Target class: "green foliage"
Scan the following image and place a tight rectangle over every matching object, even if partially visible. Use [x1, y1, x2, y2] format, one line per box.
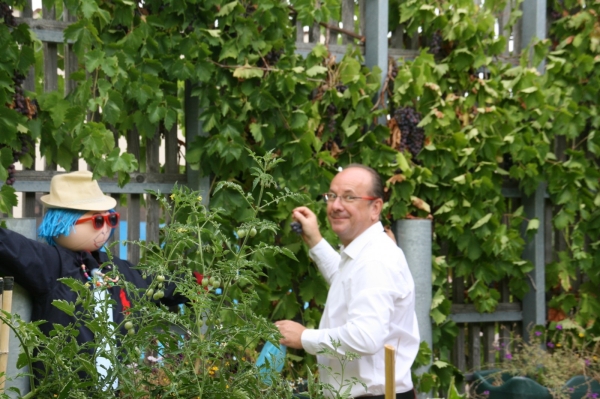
[3, 0, 600, 395]
[0, 154, 363, 398]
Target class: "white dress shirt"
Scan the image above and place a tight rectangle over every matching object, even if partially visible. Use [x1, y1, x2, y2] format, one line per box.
[301, 222, 420, 398]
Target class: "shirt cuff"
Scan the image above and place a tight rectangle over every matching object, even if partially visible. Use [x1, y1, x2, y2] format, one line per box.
[300, 328, 322, 355]
[308, 238, 335, 260]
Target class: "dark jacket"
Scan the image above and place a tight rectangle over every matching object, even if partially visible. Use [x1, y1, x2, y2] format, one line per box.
[0, 227, 184, 345]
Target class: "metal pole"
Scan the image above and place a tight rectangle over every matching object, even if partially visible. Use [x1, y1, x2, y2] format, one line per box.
[394, 219, 432, 379]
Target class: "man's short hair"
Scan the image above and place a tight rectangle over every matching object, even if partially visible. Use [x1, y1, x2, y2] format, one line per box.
[344, 164, 383, 199]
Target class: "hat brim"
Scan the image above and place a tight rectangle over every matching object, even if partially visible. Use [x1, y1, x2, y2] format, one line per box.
[40, 194, 117, 211]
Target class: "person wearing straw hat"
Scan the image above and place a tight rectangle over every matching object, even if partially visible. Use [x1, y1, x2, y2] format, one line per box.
[275, 164, 419, 399]
[0, 170, 189, 390]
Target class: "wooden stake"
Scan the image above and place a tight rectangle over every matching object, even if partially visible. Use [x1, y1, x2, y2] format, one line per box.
[385, 344, 396, 399]
[0, 277, 13, 394]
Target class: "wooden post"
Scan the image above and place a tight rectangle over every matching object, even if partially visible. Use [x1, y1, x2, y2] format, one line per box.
[384, 344, 395, 399]
[0, 277, 8, 392]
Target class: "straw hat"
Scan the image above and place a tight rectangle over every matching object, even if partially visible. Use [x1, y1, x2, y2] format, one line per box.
[40, 171, 117, 211]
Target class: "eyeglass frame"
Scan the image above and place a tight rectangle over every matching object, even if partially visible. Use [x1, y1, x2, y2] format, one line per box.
[322, 192, 379, 204]
[75, 212, 120, 230]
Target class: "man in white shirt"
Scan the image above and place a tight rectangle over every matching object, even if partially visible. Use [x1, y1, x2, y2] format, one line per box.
[275, 164, 420, 399]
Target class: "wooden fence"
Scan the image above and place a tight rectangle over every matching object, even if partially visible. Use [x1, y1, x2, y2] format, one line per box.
[3, 0, 549, 381]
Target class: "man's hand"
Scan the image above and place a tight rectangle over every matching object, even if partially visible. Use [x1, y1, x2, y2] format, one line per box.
[275, 320, 306, 350]
[292, 206, 322, 248]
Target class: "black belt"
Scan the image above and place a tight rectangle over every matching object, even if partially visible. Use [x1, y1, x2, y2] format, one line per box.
[356, 389, 416, 399]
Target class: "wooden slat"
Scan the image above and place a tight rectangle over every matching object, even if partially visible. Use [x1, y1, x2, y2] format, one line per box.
[145, 129, 160, 245]
[63, 9, 78, 96]
[468, 324, 481, 371]
[107, 193, 121, 258]
[22, 7, 36, 219]
[452, 276, 466, 373]
[482, 323, 496, 366]
[127, 129, 141, 265]
[341, 0, 354, 45]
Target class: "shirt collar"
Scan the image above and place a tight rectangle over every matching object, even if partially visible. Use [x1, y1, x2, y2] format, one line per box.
[340, 221, 384, 259]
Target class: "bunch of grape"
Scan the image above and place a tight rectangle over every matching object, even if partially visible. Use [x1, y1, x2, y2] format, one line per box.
[2, 134, 32, 186]
[3, 68, 38, 185]
[258, 49, 284, 67]
[428, 30, 444, 57]
[393, 106, 425, 159]
[0, 1, 15, 27]
[290, 221, 303, 235]
[326, 103, 337, 132]
[4, 164, 15, 186]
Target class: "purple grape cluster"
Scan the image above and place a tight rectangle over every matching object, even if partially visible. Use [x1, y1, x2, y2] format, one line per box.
[393, 106, 425, 159]
[428, 30, 444, 58]
[3, 69, 38, 186]
[258, 49, 284, 68]
[11, 73, 39, 118]
[290, 221, 303, 235]
[4, 164, 15, 186]
[0, 1, 15, 27]
[326, 103, 337, 133]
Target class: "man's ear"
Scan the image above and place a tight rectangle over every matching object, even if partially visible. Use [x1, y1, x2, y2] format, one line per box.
[371, 198, 383, 221]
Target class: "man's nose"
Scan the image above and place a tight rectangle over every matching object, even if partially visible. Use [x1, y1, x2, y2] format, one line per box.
[329, 196, 344, 210]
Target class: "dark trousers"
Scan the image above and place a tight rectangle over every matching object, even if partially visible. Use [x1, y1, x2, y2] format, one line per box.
[356, 389, 417, 399]
[294, 388, 416, 399]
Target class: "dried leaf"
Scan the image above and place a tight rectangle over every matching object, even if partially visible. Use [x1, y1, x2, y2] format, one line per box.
[548, 307, 566, 322]
[387, 174, 406, 184]
[411, 196, 431, 213]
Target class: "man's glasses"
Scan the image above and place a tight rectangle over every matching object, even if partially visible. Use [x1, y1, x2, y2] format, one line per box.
[322, 193, 379, 204]
[75, 212, 120, 230]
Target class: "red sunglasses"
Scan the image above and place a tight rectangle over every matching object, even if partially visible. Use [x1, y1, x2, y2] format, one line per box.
[75, 212, 120, 230]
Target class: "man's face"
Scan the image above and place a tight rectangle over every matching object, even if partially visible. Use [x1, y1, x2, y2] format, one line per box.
[54, 210, 114, 252]
[327, 168, 382, 246]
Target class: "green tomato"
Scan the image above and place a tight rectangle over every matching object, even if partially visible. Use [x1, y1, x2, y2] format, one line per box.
[209, 277, 216, 286]
[127, 328, 135, 336]
[249, 227, 257, 237]
[146, 288, 154, 298]
[237, 229, 247, 239]
[157, 275, 165, 283]
[212, 280, 221, 288]
[153, 290, 164, 300]
[202, 278, 209, 287]
[124, 321, 133, 330]
[197, 319, 204, 328]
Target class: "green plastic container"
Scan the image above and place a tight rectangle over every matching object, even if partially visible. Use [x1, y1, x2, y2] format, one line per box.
[564, 375, 600, 399]
[473, 370, 600, 399]
[473, 370, 552, 399]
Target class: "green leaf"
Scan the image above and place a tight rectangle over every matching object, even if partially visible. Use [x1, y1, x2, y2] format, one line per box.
[526, 218, 539, 232]
[0, 185, 17, 215]
[84, 49, 104, 73]
[339, 57, 361, 84]
[233, 65, 264, 79]
[81, 0, 99, 19]
[216, 1, 238, 17]
[306, 66, 327, 77]
[471, 213, 492, 230]
[204, 29, 221, 37]
[52, 300, 75, 316]
[249, 123, 264, 143]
